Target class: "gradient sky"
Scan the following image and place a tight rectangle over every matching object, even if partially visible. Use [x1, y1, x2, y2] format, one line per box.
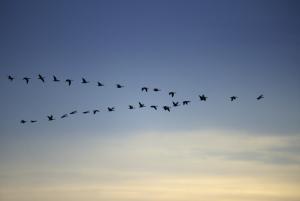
[1, 1, 300, 201]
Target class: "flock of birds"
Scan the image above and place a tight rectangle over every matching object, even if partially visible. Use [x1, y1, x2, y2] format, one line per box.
[5, 74, 264, 124]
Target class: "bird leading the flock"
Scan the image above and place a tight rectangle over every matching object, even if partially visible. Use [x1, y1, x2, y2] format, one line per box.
[81, 78, 89, 84]
[23, 77, 31, 84]
[163, 106, 171, 112]
[139, 102, 146, 108]
[183, 100, 191, 105]
[141, 87, 148, 92]
[65, 79, 73, 86]
[53, 75, 60, 82]
[150, 105, 158, 110]
[199, 94, 207, 101]
[108, 107, 115, 112]
[8, 75, 15, 81]
[169, 91, 176, 97]
[47, 115, 54, 121]
[116, 84, 124, 88]
[38, 74, 45, 83]
[257, 94, 264, 100]
[230, 96, 238, 101]
[97, 82, 104, 87]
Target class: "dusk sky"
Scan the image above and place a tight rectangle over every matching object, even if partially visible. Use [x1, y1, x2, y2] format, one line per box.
[1, 1, 300, 200]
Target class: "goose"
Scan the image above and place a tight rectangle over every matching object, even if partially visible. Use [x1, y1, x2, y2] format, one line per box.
[38, 74, 45, 83]
[169, 91, 175, 97]
[199, 94, 207, 101]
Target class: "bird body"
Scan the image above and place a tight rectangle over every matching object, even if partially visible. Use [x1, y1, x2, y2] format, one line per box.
[141, 87, 148, 92]
[172, 101, 180, 107]
[139, 102, 145, 108]
[108, 107, 115, 112]
[93, 109, 100, 114]
[183, 100, 191, 105]
[47, 115, 54, 121]
[150, 105, 158, 110]
[30, 120, 37, 123]
[65, 79, 73, 86]
[81, 78, 89, 84]
[153, 88, 161, 92]
[23, 77, 31, 84]
[169, 91, 176, 97]
[230, 96, 238, 101]
[8, 75, 15, 81]
[116, 84, 124, 88]
[129, 105, 135, 109]
[257, 94, 264, 100]
[97, 82, 104, 86]
[20, 120, 26, 124]
[83, 111, 90, 114]
[38, 74, 45, 82]
[61, 114, 68, 118]
[53, 75, 60, 82]
[163, 106, 171, 112]
[199, 94, 207, 101]
[70, 110, 77, 115]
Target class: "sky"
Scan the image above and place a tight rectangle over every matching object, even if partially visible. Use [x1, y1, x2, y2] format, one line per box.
[0, 0, 300, 200]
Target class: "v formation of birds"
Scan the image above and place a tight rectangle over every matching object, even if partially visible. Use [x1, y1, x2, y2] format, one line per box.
[5, 74, 264, 124]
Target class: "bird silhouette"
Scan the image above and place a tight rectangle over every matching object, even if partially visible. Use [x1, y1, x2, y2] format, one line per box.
[83, 110, 90, 114]
[108, 107, 115, 112]
[230, 96, 238, 101]
[20, 120, 26, 124]
[97, 82, 104, 86]
[30, 120, 37, 123]
[150, 105, 158, 110]
[8, 75, 15, 81]
[70, 110, 77, 115]
[47, 115, 54, 121]
[139, 102, 146, 108]
[169, 91, 176, 97]
[23, 77, 31, 84]
[128, 105, 135, 109]
[65, 79, 73, 86]
[38, 74, 45, 83]
[257, 94, 264, 100]
[172, 101, 180, 107]
[199, 94, 207, 101]
[183, 100, 191, 105]
[153, 88, 161, 92]
[61, 114, 68, 118]
[141, 87, 148, 92]
[163, 106, 171, 112]
[116, 84, 124, 88]
[93, 109, 100, 114]
[81, 78, 89, 84]
[53, 75, 60, 82]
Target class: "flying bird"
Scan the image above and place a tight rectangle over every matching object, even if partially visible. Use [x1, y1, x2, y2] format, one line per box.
[150, 105, 158, 110]
[65, 79, 73, 86]
[116, 84, 124, 88]
[153, 88, 161, 92]
[108, 107, 115, 112]
[139, 102, 145, 108]
[141, 87, 148, 92]
[8, 75, 15, 81]
[23, 77, 31, 84]
[47, 115, 55, 121]
[163, 106, 171, 112]
[81, 78, 89, 84]
[257, 94, 264, 100]
[172, 101, 180, 107]
[230, 96, 238, 101]
[70, 110, 77, 115]
[97, 82, 104, 87]
[38, 74, 45, 83]
[53, 75, 60, 82]
[20, 120, 26, 124]
[183, 100, 191, 105]
[169, 91, 176, 97]
[128, 105, 135, 109]
[93, 109, 100, 114]
[83, 110, 90, 114]
[199, 94, 207, 101]
[30, 120, 37, 123]
[61, 114, 68, 118]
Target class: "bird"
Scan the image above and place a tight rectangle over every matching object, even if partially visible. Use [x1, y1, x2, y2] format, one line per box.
[139, 102, 145, 108]
[128, 105, 135, 109]
[153, 88, 161, 92]
[83, 110, 90, 114]
[150, 105, 158, 110]
[163, 106, 171, 112]
[141, 87, 148, 92]
[257, 94, 264, 100]
[23, 77, 31, 84]
[30, 120, 37, 123]
[116, 84, 124, 88]
[97, 82, 104, 87]
[172, 101, 180, 107]
[61, 114, 68, 118]
[69, 110, 77, 115]
[8, 75, 15, 81]
[230, 96, 238, 101]
[108, 107, 115, 112]
[53, 75, 60, 82]
[20, 120, 26, 124]
[169, 91, 176, 97]
[81, 77, 89, 84]
[38, 74, 45, 83]
[183, 100, 191, 105]
[65, 79, 73, 86]
[199, 94, 207, 101]
[47, 115, 54, 121]
[93, 109, 100, 114]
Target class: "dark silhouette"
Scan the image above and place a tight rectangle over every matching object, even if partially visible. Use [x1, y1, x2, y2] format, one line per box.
[23, 77, 31, 84]
[8, 75, 15, 81]
[30, 120, 37, 123]
[257, 94, 264, 100]
[20, 120, 26, 124]
[129, 105, 135, 109]
[61, 114, 68, 118]
[53, 75, 60, 82]
[70, 110, 77, 115]
[141, 87, 148, 92]
[153, 88, 161, 92]
[81, 78, 89, 84]
[169, 91, 175, 97]
[199, 94, 207, 101]
[139, 102, 146, 108]
[183, 100, 191, 105]
[116, 84, 124, 88]
[108, 107, 115, 112]
[97, 82, 104, 87]
[163, 106, 171, 112]
[230, 96, 238, 101]
[172, 101, 180, 107]
[47, 115, 55, 121]
[83, 110, 90, 114]
[93, 109, 100, 114]
[150, 105, 158, 110]
[65, 79, 73, 86]
[38, 74, 45, 83]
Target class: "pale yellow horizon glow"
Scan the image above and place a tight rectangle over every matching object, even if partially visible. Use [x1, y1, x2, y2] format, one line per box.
[1, 130, 300, 201]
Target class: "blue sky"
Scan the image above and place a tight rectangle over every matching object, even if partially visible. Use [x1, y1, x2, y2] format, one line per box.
[0, 1, 300, 200]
